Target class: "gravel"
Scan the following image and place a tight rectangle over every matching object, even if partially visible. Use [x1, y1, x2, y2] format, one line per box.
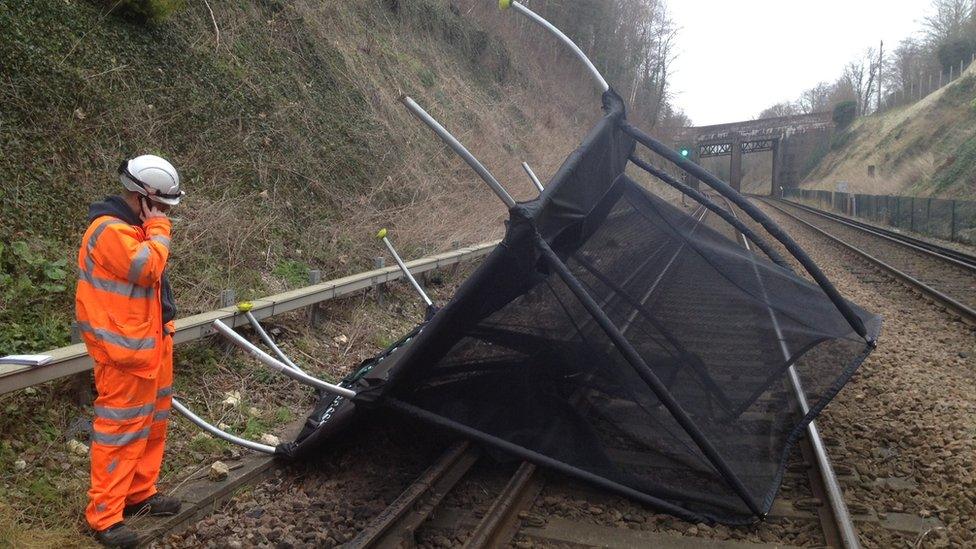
[155, 417, 449, 549]
[159, 201, 975, 548]
[751, 200, 976, 547]
[768, 199, 976, 314]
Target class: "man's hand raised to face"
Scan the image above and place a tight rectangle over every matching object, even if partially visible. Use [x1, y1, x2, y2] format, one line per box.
[140, 198, 169, 223]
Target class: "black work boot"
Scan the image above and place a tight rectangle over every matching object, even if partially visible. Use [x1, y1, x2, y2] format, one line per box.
[94, 522, 139, 548]
[123, 493, 182, 517]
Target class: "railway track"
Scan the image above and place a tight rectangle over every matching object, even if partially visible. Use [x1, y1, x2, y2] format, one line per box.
[714, 194, 858, 549]
[157, 193, 957, 548]
[758, 197, 976, 322]
[343, 199, 881, 548]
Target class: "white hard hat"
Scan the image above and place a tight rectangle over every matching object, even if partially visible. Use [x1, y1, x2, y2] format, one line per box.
[118, 154, 184, 206]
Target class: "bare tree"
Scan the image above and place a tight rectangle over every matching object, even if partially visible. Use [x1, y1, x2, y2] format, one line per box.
[461, 0, 682, 130]
[843, 48, 881, 114]
[882, 37, 936, 104]
[758, 102, 801, 119]
[922, 0, 974, 44]
[798, 82, 832, 113]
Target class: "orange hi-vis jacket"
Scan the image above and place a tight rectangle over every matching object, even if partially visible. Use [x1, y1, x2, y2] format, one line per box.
[76, 212, 173, 379]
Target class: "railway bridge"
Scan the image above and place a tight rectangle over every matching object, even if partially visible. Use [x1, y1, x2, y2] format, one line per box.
[678, 112, 834, 194]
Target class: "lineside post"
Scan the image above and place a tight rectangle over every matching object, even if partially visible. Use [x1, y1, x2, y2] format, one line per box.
[308, 269, 322, 327]
[373, 257, 386, 307]
[68, 322, 93, 407]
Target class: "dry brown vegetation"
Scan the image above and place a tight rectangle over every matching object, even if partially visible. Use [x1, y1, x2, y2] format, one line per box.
[0, 0, 616, 542]
[802, 65, 976, 198]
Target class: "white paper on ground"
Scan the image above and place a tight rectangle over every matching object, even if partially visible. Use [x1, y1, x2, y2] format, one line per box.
[0, 355, 54, 367]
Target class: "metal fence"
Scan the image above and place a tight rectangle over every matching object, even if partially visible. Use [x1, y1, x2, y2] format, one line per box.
[877, 56, 974, 115]
[782, 188, 976, 245]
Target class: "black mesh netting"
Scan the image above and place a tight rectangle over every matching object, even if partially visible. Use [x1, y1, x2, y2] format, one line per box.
[288, 92, 881, 524]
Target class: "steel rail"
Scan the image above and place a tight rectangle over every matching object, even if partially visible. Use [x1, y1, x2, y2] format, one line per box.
[0, 241, 497, 396]
[771, 196, 976, 267]
[619, 205, 709, 332]
[465, 461, 539, 548]
[345, 441, 480, 548]
[724, 196, 860, 549]
[761, 198, 976, 322]
[775, 198, 976, 272]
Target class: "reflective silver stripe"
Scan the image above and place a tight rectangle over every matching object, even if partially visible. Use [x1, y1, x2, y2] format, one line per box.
[106, 458, 119, 474]
[128, 245, 151, 284]
[151, 235, 171, 248]
[77, 322, 156, 351]
[153, 409, 171, 421]
[80, 219, 155, 298]
[78, 268, 154, 299]
[85, 219, 127, 274]
[94, 402, 155, 420]
[157, 386, 173, 398]
[91, 427, 151, 447]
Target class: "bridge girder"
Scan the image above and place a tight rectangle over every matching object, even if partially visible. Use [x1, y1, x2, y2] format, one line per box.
[677, 112, 834, 194]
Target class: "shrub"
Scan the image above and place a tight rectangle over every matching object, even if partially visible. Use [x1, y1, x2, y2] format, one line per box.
[0, 241, 72, 353]
[937, 37, 976, 74]
[832, 100, 857, 129]
[830, 129, 854, 151]
[100, 0, 185, 22]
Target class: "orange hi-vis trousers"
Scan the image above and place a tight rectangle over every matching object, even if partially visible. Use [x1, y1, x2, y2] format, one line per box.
[85, 335, 173, 531]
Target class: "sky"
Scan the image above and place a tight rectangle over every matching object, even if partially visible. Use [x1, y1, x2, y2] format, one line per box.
[668, 1, 927, 126]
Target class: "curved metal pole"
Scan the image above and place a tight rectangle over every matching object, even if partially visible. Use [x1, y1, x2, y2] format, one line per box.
[521, 161, 545, 193]
[244, 311, 305, 375]
[726, 200, 860, 549]
[213, 320, 356, 399]
[629, 155, 792, 270]
[622, 123, 869, 341]
[171, 398, 277, 455]
[534, 232, 763, 517]
[377, 229, 433, 307]
[400, 96, 516, 209]
[501, 1, 610, 93]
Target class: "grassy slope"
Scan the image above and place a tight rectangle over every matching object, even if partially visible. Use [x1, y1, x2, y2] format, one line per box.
[0, 0, 605, 542]
[802, 66, 976, 198]
[0, 0, 600, 354]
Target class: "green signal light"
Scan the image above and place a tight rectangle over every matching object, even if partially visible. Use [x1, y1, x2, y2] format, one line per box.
[680, 148, 690, 158]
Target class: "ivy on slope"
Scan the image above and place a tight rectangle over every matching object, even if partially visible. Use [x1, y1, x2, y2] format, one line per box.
[0, 0, 374, 352]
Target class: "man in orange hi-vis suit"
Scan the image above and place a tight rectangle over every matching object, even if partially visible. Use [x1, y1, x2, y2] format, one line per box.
[76, 154, 185, 548]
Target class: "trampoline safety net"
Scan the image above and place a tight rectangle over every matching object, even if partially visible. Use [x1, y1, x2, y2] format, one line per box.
[291, 92, 881, 525]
